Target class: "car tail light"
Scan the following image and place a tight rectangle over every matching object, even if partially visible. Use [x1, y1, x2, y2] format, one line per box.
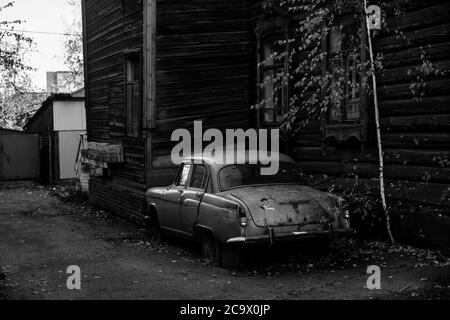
[344, 210, 350, 220]
[238, 205, 248, 227]
[341, 209, 351, 229]
[336, 197, 351, 228]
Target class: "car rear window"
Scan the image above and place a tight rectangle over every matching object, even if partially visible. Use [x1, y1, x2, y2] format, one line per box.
[219, 162, 304, 190]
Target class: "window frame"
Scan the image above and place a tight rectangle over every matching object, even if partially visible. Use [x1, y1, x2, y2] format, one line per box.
[124, 49, 143, 140]
[188, 164, 209, 191]
[326, 22, 361, 124]
[175, 163, 192, 188]
[321, 13, 369, 144]
[256, 20, 290, 128]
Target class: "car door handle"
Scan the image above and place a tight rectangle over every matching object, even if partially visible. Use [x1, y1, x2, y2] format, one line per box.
[195, 192, 203, 198]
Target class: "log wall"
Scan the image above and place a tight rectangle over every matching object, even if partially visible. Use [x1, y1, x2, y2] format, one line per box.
[83, 0, 252, 218]
[291, 0, 450, 207]
[83, 0, 147, 218]
[150, 0, 252, 187]
[83, 0, 450, 221]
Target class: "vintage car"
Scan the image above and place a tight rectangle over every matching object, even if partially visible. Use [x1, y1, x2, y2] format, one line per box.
[145, 152, 355, 266]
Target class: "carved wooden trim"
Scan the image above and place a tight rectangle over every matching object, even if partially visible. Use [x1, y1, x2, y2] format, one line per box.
[255, 16, 286, 38]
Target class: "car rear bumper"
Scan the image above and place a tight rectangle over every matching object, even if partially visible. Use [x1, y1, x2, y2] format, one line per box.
[226, 228, 356, 246]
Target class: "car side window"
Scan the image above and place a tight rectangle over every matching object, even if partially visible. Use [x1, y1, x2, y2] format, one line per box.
[189, 165, 207, 190]
[176, 164, 191, 187]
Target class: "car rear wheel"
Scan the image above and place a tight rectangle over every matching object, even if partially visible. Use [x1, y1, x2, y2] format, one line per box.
[313, 238, 331, 256]
[201, 231, 222, 264]
[222, 244, 240, 267]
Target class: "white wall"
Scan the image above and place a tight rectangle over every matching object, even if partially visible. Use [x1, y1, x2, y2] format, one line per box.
[53, 100, 86, 132]
[58, 131, 85, 180]
[53, 99, 87, 180]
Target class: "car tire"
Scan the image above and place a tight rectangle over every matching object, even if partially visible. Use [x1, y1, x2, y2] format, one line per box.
[314, 238, 331, 256]
[146, 209, 162, 243]
[222, 245, 240, 268]
[152, 224, 163, 243]
[201, 231, 222, 265]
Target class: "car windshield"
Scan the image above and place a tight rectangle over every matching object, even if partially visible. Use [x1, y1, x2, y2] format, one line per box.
[219, 162, 305, 190]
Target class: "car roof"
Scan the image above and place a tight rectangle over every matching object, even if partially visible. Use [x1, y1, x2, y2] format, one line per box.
[183, 149, 297, 169]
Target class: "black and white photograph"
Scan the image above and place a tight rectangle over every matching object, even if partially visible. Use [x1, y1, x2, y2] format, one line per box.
[0, 0, 449, 309]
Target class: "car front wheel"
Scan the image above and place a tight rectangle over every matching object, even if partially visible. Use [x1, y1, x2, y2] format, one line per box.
[145, 209, 162, 243]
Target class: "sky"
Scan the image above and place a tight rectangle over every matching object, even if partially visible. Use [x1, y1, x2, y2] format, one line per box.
[1, 0, 78, 90]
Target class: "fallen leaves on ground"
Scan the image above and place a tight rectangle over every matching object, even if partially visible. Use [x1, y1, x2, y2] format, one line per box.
[6, 183, 449, 279]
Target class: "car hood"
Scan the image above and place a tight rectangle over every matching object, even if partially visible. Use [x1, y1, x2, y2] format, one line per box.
[219, 185, 338, 228]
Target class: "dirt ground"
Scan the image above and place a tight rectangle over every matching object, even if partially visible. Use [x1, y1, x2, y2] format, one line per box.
[1, 183, 449, 300]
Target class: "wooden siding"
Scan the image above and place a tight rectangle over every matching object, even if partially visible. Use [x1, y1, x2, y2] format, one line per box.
[83, 0, 147, 218]
[83, 0, 449, 220]
[83, 0, 252, 218]
[291, 0, 450, 206]
[88, 177, 147, 221]
[150, 0, 252, 187]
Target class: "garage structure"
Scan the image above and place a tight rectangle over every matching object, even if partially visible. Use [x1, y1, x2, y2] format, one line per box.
[25, 93, 86, 183]
[0, 129, 40, 181]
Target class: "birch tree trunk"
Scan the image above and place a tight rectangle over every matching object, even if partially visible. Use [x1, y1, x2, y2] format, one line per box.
[364, 0, 395, 244]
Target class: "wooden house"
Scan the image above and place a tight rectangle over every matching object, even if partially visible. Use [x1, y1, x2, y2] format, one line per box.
[81, 0, 450, 224]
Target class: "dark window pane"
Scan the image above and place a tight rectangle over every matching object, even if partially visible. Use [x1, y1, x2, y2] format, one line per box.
[262, 70, 275, 123]
[189, 165, 207, 189]
[329, 56, 344, 122]
[133, 59, 140, 81]
[326, 20, 362, 125]
[126, 59, 134, 82]
[126, 57, 140, 83]
[345, 53, 361, 121]
[178, 164, 191, 187]
[330, 26, 343, 54]
[126, 85, 133, 136]
[132, 84, 141, 137]
[219, 162, 304, 190]
[261, 34, 287, 125]
[125, 54, 142, 138]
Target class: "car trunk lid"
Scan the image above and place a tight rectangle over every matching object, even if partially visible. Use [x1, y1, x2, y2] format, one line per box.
[221, 185, 335, 228]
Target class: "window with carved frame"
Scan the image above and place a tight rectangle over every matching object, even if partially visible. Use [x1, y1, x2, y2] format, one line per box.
[322, 14, 368, 144]
[256, 19, 289, 127]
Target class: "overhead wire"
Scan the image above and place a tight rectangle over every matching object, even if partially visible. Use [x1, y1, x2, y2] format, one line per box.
[0, 28, 80, 36]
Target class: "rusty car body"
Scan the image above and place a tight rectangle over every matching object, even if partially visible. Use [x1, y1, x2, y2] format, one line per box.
[145, 152, 355, 266]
